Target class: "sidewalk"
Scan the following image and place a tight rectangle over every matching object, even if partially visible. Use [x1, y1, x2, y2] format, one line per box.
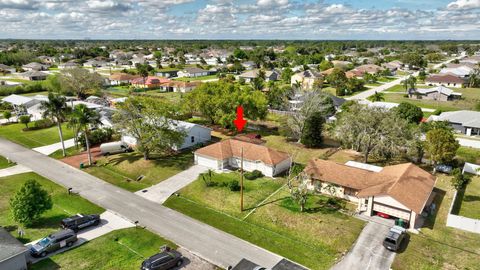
[0, 164, 32, 177]
[33, 139, 76, 155]
[135, 165, 208, 204]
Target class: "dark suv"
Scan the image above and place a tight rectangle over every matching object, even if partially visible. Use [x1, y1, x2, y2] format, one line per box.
[141, 248, 183, 270]
[30, 229, 77, 257]
[383, 226, 407, 251]
[61, 213, 100, 232]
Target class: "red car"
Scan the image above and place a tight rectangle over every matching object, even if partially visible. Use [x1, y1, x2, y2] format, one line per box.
[376, 212, 390, 219]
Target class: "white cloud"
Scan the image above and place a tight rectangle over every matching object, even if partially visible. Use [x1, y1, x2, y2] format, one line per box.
[447, 0, 480, 9]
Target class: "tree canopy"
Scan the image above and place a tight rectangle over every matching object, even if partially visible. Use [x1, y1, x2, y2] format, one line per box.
[10, 179, 52, 227]
[394, 102, 424, 124]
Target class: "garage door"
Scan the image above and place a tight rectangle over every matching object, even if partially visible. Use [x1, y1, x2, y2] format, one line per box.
[373, 203, 411, 220]
[196, 155, 220, 169]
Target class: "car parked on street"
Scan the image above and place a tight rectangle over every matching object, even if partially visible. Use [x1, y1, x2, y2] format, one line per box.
[30, 229, 77, 257]
[61, 213, 101, 232]
[141, 247, 183, 270]
[383, 226, 407, 251]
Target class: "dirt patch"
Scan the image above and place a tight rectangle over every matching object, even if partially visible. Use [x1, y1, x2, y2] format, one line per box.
[61, 147, 103, 167]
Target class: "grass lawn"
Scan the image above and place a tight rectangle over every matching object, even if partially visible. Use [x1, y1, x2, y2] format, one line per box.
[0, 122, 74, 148]
[456, 146, 480, 164]
[31, 228, 177, 270]
[84, 151, 194, 192]
[22, 91, 50, 97]
[0, 172, 104, 243]
[0, 155, 14, 169]
[140, 91, 183, 103]
[455, 176, 480, 219]
[49, 146, 83, 159]
[165, 172, 365, 270]
[104, 86, 130, 97]
[384, 84, 433, 93]
[365, 82, 383, 87]
[263, 135, 359, 165]
[392, 175, 480, 270]
[378, 76, 397, 82]
[173, 75, 217, 81]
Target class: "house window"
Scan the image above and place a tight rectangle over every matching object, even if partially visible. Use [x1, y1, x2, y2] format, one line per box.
[344, 187, 357, 196]
[191, 136, 195, 143]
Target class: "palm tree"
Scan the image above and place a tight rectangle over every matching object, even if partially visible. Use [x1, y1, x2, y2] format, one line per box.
[408, 76, 417, 90]
[468, 71, 479, 88]
[70, 104, 100, 166]
[401, 78, 409, 93]
[41, 93, 69, 157]
[370, 91, 385, 102]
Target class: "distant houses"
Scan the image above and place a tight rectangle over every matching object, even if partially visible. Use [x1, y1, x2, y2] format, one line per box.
[20, 70, 48, 81]
[408, 86, 462, 101]
[425, 74, 465, 87]
[22, 62, 48, 71]
[0, 64, 15, 74]
[177, 67, 210, 78]
[239, 69, 279, 83]
[291, 70, 323, 90]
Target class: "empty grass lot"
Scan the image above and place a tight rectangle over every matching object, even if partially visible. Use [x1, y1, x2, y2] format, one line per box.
[0, 172, 104, 243]
[392, 175, 480, 270]
[30, 228, 176, 270]
[0, 122, 74, 148]
[84, 151, 194, 192]
[165, 172, 365, 270]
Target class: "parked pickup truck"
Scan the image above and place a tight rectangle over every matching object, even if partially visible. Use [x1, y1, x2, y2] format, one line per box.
[61, 213, 100, 232]
[383, 226, 407, 251]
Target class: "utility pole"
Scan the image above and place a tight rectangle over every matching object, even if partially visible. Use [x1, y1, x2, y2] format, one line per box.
[240, 147, 244, 212]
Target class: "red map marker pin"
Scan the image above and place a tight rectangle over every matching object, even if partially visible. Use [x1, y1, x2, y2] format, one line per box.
[233, 105, 247, 132]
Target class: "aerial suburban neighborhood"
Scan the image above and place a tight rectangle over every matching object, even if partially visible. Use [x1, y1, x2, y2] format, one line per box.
[1, 1, 480, 270]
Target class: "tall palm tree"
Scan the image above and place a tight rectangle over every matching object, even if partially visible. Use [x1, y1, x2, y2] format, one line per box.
[41, 93, 69, 157]
[70, 104, 100, 166]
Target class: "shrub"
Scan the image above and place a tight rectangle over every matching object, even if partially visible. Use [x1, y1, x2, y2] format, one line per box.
[19, 115, 31, 128]
[228, 180, 241, 192]
[244, 170, 264, 180]
[32, 118, 54, 130]
[450, 168, 471, 190]
[78, 128, 114, 147]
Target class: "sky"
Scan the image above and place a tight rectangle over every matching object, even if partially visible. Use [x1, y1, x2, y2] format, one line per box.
[1, 0, 479, 40]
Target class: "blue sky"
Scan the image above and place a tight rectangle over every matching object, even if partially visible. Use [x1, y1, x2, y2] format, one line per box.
[0, 0, 479, 39]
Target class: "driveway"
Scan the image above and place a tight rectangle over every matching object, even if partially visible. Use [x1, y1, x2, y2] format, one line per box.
[0, 138, 283, 269]
[60, 146, 103, 167]
[456, 137, 480, 149]
[135, 165, 208, 204]
[0, 164, 32, 177]
[33, 138, 76, 155]
[27, 210, 134, 264]
[331, 216, 396, 270]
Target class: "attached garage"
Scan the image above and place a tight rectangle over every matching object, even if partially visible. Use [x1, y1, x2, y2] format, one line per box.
[195, 154, 222, 169]
[373, 202, 411, 221]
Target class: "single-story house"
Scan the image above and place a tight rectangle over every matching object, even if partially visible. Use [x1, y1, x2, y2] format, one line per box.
[241, 61, 256, 70]
[131, 76, 171, 89]
[37, 55, 56, 65]
[351, 64, 384, 77]
[194, 139, 292, 177]
[291, 70, 323, 90]
[321, 68, 356, 79]
[303, 159, 436, 229]
[20, 70, 48, 81]
[177, 67, 209, 78]
[22, 62, 48, 71]
[156, 70, 179, 78]
[109, 73, 138, 85]
[83, 60, 108, 68]
[59, 61, 79, 69]
[460, 56, 480, 65]
[428, 110, 480, 136]
[159, 81, 201, 93]
[439, 66, 474, 78]
[0, 227, 28, 270]
[239, 69, 279, 83]
[408, 86, 462, 101]
[383, 60, 403, 71]
[425, 74, 465, 87]
[0, 64, 15, 74]
[122, 120, 211, 151]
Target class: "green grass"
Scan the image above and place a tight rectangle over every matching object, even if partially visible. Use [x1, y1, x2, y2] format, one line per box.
[456, 147, 480, 164]
[140, 91, 183, 103]
[21, 91, 50, 97]
[392, 175, 480, 270]
[165, 172, 365, 270]
[0, 122, 74, 148]
[0, 155, 14, 169]
[456, 176, 480, 219]
[49, 146, 83, 159]
[378, 76, 397, 82]
[30, 228, 177, 270]
[84, 151, 194, 192]
[0, 172, 104, 243]
[173, 75, 217, 81]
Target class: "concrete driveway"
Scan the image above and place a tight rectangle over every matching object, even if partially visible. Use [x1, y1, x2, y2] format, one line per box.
[27, 210, 134, 264]
[33, 139, 76, 155]
[331, 216, 396, 270]
[0, 164, 32, 177]
[135, 165, 208, 204]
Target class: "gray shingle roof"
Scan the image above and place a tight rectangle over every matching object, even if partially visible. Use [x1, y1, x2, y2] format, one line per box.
[0, 227, 27, 262]
[436, 110, 480, 128]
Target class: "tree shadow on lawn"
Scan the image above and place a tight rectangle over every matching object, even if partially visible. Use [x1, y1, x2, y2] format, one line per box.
[279, 196, 345, 215]
[424, 188, 446, 230]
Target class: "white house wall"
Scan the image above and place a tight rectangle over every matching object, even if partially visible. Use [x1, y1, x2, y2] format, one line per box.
[374, 195, 411, 212]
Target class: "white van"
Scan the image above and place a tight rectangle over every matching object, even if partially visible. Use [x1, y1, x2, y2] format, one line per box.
[100, 141, 132, 156]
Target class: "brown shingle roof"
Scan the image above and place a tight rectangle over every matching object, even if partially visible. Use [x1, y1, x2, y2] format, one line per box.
[426, 74, 465, 84]
[305, 159, 436, 214]
[195, 139, 290, 165]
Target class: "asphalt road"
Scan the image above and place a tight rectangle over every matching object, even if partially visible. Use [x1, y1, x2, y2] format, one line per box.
[331, 220, 396, 270]
[0, 138, 282, 269]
